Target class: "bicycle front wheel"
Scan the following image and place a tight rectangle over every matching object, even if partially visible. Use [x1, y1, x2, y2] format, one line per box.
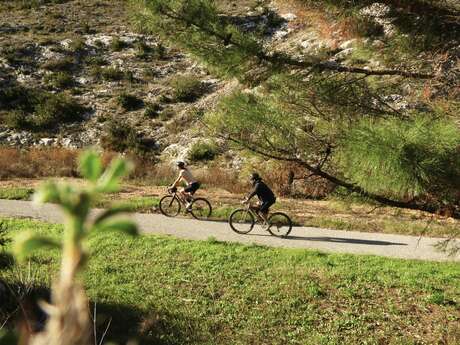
[267, 212, 292, 237]
[229, 209, 255, 234]
[190, 198, 212, 220]
[159, 195, 181, 217]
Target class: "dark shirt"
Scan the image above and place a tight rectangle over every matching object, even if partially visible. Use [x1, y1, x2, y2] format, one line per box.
[247, 180, 276, 203]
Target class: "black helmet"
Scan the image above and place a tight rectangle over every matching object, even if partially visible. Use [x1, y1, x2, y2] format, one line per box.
[176, 161, 186, 168]
[250, 172, 261, 182]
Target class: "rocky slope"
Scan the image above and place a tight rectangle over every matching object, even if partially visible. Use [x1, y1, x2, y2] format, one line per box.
[1, 0, 458, 163]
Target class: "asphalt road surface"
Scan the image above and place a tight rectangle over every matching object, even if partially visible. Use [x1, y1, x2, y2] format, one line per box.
[0, 199, 458, 262]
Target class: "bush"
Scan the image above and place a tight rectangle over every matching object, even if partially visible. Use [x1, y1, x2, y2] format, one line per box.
[90, 66, 125, 81]
[4, 110, 29, 129]
[134, 40, 153, 59]
[189, 140, 219, 161]
[44, 71, 74, 88]
[169, 75, 206, 102]
[33, 93, 86, 129]
[159, 107, 175, 121]
[85, 56, 107, 66]
[101, 67, 125, 81]
[354, 16, 385, 37]
[144, 103, 162, 118]
[69, 37, 86, 52]
[110, 37, 127, 52]
[101, 120, 156, 157]
[116, 93, 143, 111]
[42, 57, 75, 71]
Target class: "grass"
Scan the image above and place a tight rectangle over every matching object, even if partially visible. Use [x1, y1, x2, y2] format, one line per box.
[0, 187, 34, 200]
[0, 218, 459, 344]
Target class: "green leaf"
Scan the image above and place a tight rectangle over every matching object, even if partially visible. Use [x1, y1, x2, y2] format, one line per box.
[79, 150, 103, 182]
[94, 219, 139, 237]
[33, 181, 60, 204]
[97, 158, 133, 193]
[13, 232, 60, 261]
[93, 205, 132, 227]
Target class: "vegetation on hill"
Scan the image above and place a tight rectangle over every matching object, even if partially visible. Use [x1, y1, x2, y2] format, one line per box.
[132, 0, 460, 218]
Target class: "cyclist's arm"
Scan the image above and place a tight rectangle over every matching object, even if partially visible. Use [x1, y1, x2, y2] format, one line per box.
[244, 185, 259, 201]
[172, 173, 182, 187]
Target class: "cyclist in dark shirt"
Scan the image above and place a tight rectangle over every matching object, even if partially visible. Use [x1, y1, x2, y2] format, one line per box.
[243, 172, 276, 224]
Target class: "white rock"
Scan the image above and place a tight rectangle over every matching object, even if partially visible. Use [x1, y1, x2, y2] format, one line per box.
[359, 3, 391, 18]
[281, 13, 297, 21]
[334, 48, 354, 59]
[273, 29, 290, 40]
[339, 39, 356, 50]
[39, 138, 55, 146]
[60, 38, 73, 50]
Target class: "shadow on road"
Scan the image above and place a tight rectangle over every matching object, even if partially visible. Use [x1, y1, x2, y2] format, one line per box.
[247, 233, 407, 246]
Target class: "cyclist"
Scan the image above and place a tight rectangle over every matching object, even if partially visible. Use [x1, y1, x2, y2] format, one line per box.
[243, 172, 276, 225]
[170, 161, 200, 210]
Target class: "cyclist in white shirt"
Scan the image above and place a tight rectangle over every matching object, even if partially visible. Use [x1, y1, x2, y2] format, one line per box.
[170, 161, 200, 210]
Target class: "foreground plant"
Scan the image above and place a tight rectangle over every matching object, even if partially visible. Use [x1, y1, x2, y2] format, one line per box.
[12, 151, 138, 345]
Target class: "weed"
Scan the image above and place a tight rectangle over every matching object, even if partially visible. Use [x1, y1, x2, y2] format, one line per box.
[110, 37, 127, 52]
[144, 103, 162, 118]
[41, 57, 75, 72]
[116, 93, 144, 111]
[159, 107, 175, 121]
[169, 75, 206, 102]
[69, 37, 86, 52]
[85, 56, 107, 66]
[44, 71, 74, 89]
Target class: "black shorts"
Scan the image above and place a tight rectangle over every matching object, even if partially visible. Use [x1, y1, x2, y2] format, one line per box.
[184, 182, 200, 195]
[259, 198, 275, 213]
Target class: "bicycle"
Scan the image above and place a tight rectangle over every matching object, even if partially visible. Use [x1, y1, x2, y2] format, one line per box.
[159, 187, 212, 220]
[228, 202, 292, 237]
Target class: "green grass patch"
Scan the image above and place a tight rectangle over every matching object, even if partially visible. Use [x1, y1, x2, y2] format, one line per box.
[0, 188, 34, 200]
[96, 196, 160, 213]
[1, 218, 459, 345]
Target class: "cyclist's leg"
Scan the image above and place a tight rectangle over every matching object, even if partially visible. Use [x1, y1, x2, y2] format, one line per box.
[259, 200, 275, 224]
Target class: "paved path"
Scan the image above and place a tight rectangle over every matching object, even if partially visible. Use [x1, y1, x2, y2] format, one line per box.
[0, 199, 458, 262]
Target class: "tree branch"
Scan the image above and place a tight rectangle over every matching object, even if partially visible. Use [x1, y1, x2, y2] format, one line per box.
[156, 4, 435, 79]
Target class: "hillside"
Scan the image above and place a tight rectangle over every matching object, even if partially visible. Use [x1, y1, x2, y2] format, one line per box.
[0, 0, 459, 214]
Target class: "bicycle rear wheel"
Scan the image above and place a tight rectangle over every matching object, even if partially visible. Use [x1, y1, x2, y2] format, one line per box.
[159, 195, 181, 217]
[267, 212, 292, 237]
[229, 209, 255, 234]
[190, 198, 212, 220]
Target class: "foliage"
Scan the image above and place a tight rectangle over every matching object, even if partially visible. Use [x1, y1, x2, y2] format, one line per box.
[1, 85, 86, 131]
[338, 115, 460, 199]
[41, 57, 75, 72]
[116, 93, 144, 111]
[169, 75, 206, 102]
[144, 102, 162, 118]
[44, 71, 74, 89]
[110, 37, 127, 52]
[101, 120, 157, 157]
[189, 140, 219, 161]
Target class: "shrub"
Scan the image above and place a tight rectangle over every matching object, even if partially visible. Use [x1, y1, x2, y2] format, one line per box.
[44, 71, 74, 88]
[85, 56, 107, 66]
[101, 121, 157, 157]
[169, 75, 206, 102]
[4, 110, 30, 129]
[159, 107, 175, 121]
[101, 67, 125, 81]
[42, 57, 74, 71]
[116, 93, 143, 111]
[134, 40, 153, 59]
[69, 37, 86, 52]
[33, 93, 86, 129]
[110, 37, 127, 52]
[144, 102, 162, 118]
[189, 140, 219, 162]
